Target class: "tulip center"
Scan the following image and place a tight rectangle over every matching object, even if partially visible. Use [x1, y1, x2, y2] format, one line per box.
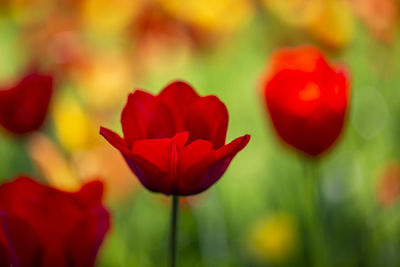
[298, 82, 320, 101]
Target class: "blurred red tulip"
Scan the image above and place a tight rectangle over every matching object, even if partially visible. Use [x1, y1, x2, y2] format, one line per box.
[262, 46, 350, 157]
[0, 176, 110, 267]
[100, 81, 250, 196]
[0, 72, 53, 135]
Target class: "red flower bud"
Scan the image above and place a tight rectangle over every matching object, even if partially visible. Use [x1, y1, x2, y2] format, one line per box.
[0, 73, 53, 135]
[0, 176, 110, 267]
[100, 81, 250, 196]
[261, 46, 350, 157]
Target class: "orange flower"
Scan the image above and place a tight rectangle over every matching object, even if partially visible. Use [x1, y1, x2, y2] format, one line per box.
[350, 0, 398, 43]
[377, 162, 400, 206]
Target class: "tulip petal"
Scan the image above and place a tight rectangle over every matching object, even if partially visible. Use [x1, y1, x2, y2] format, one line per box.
[76, 180, 105, 208]
[0, 73, 53, 134]
[159, 81, 199, 132]
[179, 134, 250, 195]
[67, 205, 110, 266]
[121, 90, 174, 146]
[101, 126, 173, 192]
[215, 134, 251, 160]
[0, 211, 41, 267]
[0, 177, 110, 267]
[178, 139, 216, 195]
[100, 127, 131, 155]
[129, 132, 189, 194]
[67, 180, 109, 266]
[0, 242, 8, 267]
[186, 95, 228, 149]
[132, 138, 173, 173]
[198, 134, 250, 193]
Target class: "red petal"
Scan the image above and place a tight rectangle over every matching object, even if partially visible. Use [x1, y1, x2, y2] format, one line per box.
[215, 134, 250, 160]
[178, 139, 216, 195]
[129, 132, 189, 194]
[0, 73, 53, 134]
[66, 203, 110, 266]
[185, 96, 228, 149]
[100, 127, 132, 156]
[269, 46, 323, 75]
[178, 135, 250, 195]
[121, 90, 174, 147]
[0, 211, 41, 267]
[132, 137, 173, 173]
[76, 180, 105, 207]
[158, 81, 199, 133]
[0, 177, 110, 266]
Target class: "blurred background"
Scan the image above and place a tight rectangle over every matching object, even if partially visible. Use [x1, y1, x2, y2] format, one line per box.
[1, 0, 400, 266]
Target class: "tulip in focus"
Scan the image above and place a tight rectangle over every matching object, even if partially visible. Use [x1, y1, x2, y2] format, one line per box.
[0, 72, 53, 135]
[261, 46, 350, 157]
[100, 81, 250, 196]
[0, 176, 110, 267]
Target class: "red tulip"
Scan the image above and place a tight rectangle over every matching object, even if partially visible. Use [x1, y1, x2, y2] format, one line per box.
[0, 176, 110, 267]
[0, 72, 53, 135]
[100, 81, 250, 196]
[261, 46, 350, 157]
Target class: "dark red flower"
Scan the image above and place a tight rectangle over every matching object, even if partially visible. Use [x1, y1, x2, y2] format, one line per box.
[261, 46, 350, 157]
[0, 176, 110, 267]
[0, 72, 53, 135]
[100, 81, 250, 196]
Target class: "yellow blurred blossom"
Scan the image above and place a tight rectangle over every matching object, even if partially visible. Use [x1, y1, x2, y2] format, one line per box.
[72, 52, 134, 110]
[307, 0, 354, 49]
[28, 133, 81, 191]
[28, 133, 136, 202]
[247, 213, 298, 264]
[262, 0, 324, 27]
[8, 0, 52, 26]
[158, 0, 254, 34]
[80, 0, 141, 36]
[53, 94, 97, 151]
[72, 143, 137, 203]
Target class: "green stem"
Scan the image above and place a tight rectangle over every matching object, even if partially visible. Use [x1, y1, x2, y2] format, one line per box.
[169, 195, 179, 267]
[303, 161, 329, 267]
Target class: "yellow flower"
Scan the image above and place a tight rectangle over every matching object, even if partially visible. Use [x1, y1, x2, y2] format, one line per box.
[28, 133, 81, 191]
[8, 0, 52, 26]
[72, 52, 134, 110]
[307, 0, 354, 50]
[28, 133, 136, 202]
[158, 0, 254, 34]
[80, 0, 141, 36]
[262, 0, 324, 27]
[247, 213, 298, 264]
[53, 94, 96, 151]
